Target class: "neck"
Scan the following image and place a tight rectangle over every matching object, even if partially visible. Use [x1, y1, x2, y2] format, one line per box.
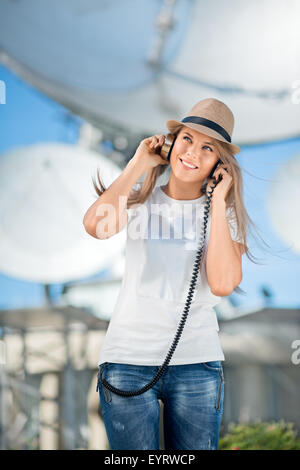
[162, 176, 205, 200]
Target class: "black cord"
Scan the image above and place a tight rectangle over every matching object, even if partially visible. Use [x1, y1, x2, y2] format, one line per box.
[97, 174, 221, 397]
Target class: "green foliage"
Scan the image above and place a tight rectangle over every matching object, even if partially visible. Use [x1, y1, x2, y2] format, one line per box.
[219, 420, 300, 450]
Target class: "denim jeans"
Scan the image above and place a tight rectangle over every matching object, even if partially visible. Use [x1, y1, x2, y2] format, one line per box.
[97, 361, 224, 450]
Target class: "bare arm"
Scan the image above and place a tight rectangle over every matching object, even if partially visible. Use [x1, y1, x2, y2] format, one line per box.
[83, 158, 145, 239]
[206, 198, 243, 296]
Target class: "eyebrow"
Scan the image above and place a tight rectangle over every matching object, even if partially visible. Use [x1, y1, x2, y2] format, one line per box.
[183, 131, 215, 146]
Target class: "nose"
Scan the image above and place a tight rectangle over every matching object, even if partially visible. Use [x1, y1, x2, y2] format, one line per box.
[185, 150, 199, 164]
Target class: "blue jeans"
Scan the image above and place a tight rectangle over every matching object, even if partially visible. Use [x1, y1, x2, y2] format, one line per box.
[97, 361, 224, 450]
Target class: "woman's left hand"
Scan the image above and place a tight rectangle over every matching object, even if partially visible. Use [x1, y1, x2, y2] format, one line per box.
[206, 163, 233, 202]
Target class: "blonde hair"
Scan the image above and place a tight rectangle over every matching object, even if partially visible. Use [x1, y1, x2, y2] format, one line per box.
[92, 125, 271, 295]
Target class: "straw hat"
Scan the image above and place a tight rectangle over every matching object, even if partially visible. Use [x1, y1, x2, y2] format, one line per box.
[166, 97, 240, 155]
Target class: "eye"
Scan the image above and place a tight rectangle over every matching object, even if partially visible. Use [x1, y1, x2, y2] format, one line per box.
[183, 136, 213, 152]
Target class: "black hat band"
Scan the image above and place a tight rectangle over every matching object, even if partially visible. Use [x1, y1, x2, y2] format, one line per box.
[181, 116, 232, 143]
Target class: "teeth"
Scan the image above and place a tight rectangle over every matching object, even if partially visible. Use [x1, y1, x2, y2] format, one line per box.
[181, 159, 197, 169]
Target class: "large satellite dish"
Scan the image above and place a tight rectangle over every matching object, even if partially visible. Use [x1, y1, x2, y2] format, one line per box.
[0, 0, 300, 144]
[266, 153, 300, 254]
[0, 142, 124, 283]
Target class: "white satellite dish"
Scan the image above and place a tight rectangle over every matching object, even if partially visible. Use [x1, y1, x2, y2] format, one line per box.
[0, 0, 300, 143]
[266, 153, 300, 254]
[61, 278, 123, 321]
[0, 142, 125, 283]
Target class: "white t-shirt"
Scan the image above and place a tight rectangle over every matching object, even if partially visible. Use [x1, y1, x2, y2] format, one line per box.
[97, 183, 243, 366]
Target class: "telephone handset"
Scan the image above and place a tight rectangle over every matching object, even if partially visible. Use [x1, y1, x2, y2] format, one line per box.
[208, 158, 222, 180]
[159, 133, 176, 161]
[97, 133, 224, 397]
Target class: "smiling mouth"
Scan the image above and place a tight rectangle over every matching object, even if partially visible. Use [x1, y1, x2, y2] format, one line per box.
[179, 158, 198, 170]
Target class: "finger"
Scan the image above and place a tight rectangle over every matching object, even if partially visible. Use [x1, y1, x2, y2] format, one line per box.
[150, 138, 157, 148]
[214, 167, 227, 176]
[153, 134, 165, 142]
[218, 164, 229, 173]
[149, 135, 165, 150]
[146, 138, 154, 149]
[150, 135, 160, 146]
[154, 136, 165, 148]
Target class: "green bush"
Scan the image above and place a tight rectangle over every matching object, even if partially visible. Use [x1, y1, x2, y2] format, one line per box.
[219, 420, 300, 450]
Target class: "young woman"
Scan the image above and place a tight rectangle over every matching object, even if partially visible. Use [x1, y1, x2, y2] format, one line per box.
[83, 98, 257, 450]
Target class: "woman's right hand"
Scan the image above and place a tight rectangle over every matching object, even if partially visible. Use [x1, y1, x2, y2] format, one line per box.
[131, 134, 169, 172]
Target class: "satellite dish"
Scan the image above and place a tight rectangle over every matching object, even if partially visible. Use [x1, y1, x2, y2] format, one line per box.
[61, 278, 123, 321]
[0, 142, 125, 283]
[1, 0, 300, 143]
[266, 153, 300, 254]
[60, 256, 126, 320]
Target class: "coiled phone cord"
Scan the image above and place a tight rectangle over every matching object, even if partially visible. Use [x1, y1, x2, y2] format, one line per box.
[97, 174, 222, 397]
